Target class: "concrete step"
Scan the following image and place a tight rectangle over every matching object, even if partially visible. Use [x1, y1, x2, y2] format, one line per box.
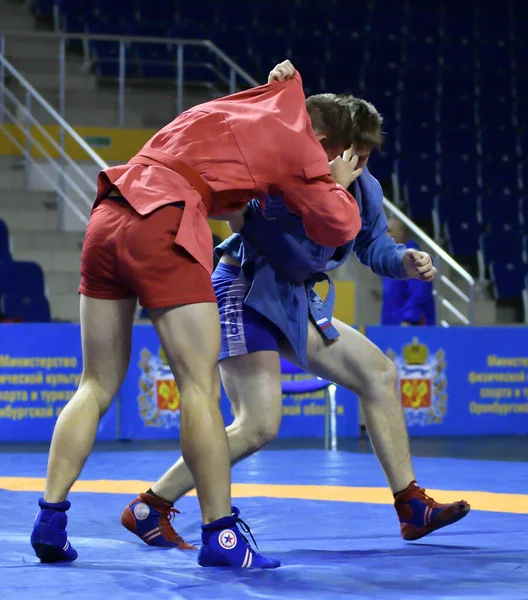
[7, 55, 88, 78]
[12, 99, 143, 128]
[0, 165, 26, 189]
[15, 248, 81, 272]
[0, 189, 57, 210]
[10, 69, 97, 92]
[46, 272, 80, 296]
[1, 208, 58, 231]
[2, 36, 65, 60]
[0, 13, 38, 31]
[10, 230, 84, 252]
[49, 293, 80, 321]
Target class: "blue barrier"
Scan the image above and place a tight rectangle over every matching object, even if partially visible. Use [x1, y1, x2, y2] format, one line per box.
[0, 323, 359, 442]
[3, 323, 525, 441]
[366, 326, 528, 436]
[0, 324, 116, 442]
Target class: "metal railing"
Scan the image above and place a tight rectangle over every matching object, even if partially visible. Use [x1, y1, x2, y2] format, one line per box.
[383, 199, 475, 326]
[0, 52, 107, 227]
[0, 30, 259, 127]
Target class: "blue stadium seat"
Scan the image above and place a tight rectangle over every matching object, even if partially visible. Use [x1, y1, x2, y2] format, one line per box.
[1, 294, 51, 323]
[476, 7, 514, 39]
[439, 125, 478, 157]
[136, 44, 177, 79]
[406, 4, 442, 38]
[87, 20, 137, 77]
[0, 261, 47, 297]
[444, 214, 481, 258]
[477, 191, 521, 229]
[439, 154, 480, 195]
[367, 32, 404, 65]
[360, 63, 402, 100]
[367, 150, 395, 185]
[476, 69, 515, 99]
[441, 39, 476, 69]
[404, 181, 440, 223]
[400, 66, 438, 97]
[479, 155, 522, 196]
[438, 95, 476, 125]
[520, 197, 528, 228]
[476, 39, 513, 69]
[396, 154, 439, 190]
[396, 122, 439, 157]
[0, 220, 12, 262]
[397, 94, 438, 129]
[141, 0, 177, 23]
[403, 36, 441, 69]
[441, 5, 477, 40]
[439, 68, 476, 98]
[31, 0, 56, 17]
[479, 231, 523, 276]
[477, 94, 514, 129]
[489, 259, 526, 300]
[479, 127, 520, 158]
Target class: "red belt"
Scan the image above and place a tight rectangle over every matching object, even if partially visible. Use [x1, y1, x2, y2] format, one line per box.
[128, 148, 212, 211]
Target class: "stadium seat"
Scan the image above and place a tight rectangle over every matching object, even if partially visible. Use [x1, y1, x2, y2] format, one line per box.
[489, 259, 526, 300]
[136, 44, 177, 79]
[439, 125, 479, 158]
[438, 94, 476, 126]
[0, 220, 12, 262]
[477, 191, 521, 229]
[478, 231, 523, 279]
[476, 39, 513, 69]
[404, 181, 440, 224]
[441, 39, 476, 69]
[444, 214, 481, 259]
[403, 36, 441, 69]
[396, 122, 440, 157]
[433, 189, 478, 241]
[1, 294, 51, 323]
[479, 155, 522, 196]
[396, 154, 439, 191]
[0, 261, 47, 297]
[439, 154, 480, 196]
[0, 261, 50, 323]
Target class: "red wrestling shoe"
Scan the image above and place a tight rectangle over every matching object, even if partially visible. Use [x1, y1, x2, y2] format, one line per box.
[394, 481, 470, 541]
[121, 492, 197, 549]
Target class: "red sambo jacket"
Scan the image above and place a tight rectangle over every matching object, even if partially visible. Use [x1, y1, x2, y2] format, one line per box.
[97, 71, 361, 273]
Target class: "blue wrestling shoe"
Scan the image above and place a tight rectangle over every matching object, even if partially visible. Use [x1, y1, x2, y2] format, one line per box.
[395, 481, 470, 540]
[31, 498, 78, 563]
[198, 507, 280, 569]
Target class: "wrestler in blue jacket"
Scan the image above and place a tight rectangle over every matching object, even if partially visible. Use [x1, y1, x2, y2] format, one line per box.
[217, 167, 414, 364]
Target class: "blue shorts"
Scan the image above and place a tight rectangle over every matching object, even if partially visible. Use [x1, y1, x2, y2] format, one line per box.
[213, 262, 284, 361]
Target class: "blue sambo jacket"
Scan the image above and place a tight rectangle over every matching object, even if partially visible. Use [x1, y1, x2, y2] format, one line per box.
[216, 167, 408, 365]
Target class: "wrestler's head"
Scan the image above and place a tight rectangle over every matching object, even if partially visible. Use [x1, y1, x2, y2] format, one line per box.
[346, 96, 384, 169]
[306, 93, 385, 164]
[305, 93, 354, 160]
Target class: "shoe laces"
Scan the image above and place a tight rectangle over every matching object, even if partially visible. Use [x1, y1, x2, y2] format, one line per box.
[159, 506, 186, 544]
[413, 485, 445, 509]
[234, 513, 259, 550]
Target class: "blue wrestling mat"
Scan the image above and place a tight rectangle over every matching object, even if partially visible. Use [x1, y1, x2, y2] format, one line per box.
[1, 446, 527, 599]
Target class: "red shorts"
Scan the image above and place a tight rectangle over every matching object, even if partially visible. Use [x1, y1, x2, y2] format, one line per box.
[79, 199, 216, 308]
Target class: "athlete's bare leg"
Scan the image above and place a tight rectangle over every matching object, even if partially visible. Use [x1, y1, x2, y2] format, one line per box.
[149, 302, 232, 522]
[44, 295, 137, 502]
[281, 318, 415, 494]
[151, 350, 282, 503]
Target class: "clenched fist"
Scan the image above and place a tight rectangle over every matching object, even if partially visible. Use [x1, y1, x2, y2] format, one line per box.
[268, 60, 296, 83]
[402, 250, 437, 282]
